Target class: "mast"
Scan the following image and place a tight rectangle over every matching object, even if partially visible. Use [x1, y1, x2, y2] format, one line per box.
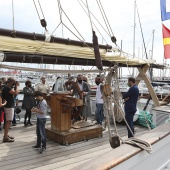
[132, 0, 136, 77]
[150, 30, 155, 81]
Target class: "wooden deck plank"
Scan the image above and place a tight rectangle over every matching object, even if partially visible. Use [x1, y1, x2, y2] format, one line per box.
[0, 121, 147, 170]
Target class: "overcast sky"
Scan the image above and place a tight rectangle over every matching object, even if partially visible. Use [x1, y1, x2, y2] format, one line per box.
[0, 0, 168, 66]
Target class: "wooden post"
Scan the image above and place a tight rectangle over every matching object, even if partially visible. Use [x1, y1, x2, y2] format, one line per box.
[136, 64, 160, 107]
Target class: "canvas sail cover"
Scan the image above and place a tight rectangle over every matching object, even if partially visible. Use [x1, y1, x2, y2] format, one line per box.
[0, 35, 156, 66]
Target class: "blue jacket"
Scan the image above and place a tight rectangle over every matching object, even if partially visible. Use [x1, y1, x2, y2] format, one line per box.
[123, 85, 139, 113]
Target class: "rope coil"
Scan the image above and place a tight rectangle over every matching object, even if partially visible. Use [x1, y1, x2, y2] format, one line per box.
[102, 66, 152, 153]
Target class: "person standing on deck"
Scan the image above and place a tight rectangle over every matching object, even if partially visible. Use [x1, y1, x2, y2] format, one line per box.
[123, 77, 139, 138]
[22, 80, 36, 126]
[2, 78, 20, 142]
[95, 76, 104, 125]
[31, 91, 47, 154]
[82, 76, 91, 121]
[12, 95, 19, 126]
[35, 76, 50, 95]
[68, 75, 90, 121]
[0, 78, 7, 131]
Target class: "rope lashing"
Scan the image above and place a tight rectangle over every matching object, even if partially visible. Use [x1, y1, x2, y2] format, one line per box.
[102, 66, 152, 153]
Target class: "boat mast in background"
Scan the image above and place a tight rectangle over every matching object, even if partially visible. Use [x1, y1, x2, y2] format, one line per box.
[132, 0, 136, 77]
[150, 29, 155, 80]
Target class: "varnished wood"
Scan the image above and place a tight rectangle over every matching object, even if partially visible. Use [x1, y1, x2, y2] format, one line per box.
[72, 122, 170, 170]
[50, 92, 72, 132]
[0, 120, 147, 170]
[46, 124, 102, 145]
[135, 64, 160, 107]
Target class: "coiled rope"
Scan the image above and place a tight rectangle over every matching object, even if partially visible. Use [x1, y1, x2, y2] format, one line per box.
[102, 66, 152, 153]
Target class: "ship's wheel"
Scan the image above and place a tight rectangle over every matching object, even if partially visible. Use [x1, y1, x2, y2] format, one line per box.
[65, 80, 83, 122]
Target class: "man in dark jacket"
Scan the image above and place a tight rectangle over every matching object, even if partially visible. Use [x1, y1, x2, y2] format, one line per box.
[123, 77, 139, 138]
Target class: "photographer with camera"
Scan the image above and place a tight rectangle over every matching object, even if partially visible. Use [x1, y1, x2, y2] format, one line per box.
[2, 77, 20, 142]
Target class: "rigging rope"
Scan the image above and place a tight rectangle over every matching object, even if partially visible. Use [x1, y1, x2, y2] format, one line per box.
[79, 0, 110, 37]
[98, 0, 114, 37]
[103, 66, 152, 153]
[33, 0, 47, 31]
[38, 0, 46, 20]
[96, 0, 117, 44]
[96, 0, 111, 37]
[77, 0, 108, 44]
[57, 0, 64, 37]
[85, 0, 94, 31]
[60, 7, 86, 41]
[33, 0, 41, 20]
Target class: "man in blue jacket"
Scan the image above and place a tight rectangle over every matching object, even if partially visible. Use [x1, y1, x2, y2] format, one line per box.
[123, 77, 139, 138]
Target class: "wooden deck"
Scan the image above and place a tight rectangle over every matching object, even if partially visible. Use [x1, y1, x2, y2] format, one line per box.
[0, 120, 148, 170]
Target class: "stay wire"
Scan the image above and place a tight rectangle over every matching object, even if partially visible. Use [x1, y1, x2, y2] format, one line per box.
[38, 0, 46, 19]
[98, 0, 114, 36]
[79, 0, 110, 37]
[33, 0, 41, 20]
[136, 3, 153, 79]
[77, 0, 108, 44]
[85, 0, 93, 31]
[60, 7, 85, 41]
[57, 0, 64, 37]
[136, 4, 148, 60]
[33, 22, 62, 55]
[96, 0, 111, 37]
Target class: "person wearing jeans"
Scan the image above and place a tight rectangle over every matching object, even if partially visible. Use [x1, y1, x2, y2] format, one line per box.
[31, 91, 47, 154]
[95, 103, 103, 125]
[95, 76, 104, 125]
[36, 118, 46, 149]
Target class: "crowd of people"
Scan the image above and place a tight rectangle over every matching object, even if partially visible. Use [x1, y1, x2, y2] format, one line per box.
[0, 74, 139, 154]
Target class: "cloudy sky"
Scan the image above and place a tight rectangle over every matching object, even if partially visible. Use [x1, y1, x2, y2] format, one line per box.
[0, 0, 168, 66]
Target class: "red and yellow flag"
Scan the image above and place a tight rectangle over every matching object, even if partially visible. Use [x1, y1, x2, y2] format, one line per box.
[162, 25, 170, 59]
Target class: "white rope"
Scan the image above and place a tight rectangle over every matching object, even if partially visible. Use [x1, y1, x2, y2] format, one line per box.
[103, 66, 152, 153]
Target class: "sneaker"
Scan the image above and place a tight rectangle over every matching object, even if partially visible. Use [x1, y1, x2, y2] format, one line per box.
[3, 137, 14, 143]
[32, 145, 41, 149]
[40, 147, 46, 154]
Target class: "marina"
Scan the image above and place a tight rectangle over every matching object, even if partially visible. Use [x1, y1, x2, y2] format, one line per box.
[0, 0, 170, 169]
